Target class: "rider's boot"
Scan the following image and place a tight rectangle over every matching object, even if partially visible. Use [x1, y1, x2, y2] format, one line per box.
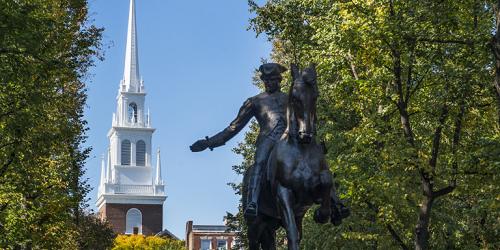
[244, 171, 262, 219]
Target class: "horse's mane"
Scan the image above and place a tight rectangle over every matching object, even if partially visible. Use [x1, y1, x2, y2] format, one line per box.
[284, 77, 297, 140]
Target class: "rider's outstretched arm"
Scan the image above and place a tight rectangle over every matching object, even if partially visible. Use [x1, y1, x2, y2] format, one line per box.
[190, 98, 254, 152]
[207, 98, 254, 148]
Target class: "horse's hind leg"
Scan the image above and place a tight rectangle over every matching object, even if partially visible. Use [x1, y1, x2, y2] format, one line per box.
[277, 184, 299, 250]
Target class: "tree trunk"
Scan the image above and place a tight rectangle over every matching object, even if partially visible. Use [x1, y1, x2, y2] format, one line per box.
[493, 1, 500, 126]
[415, 191, 433, 250]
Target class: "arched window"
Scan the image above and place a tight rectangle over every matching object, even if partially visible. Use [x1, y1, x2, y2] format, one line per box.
[136, 140, 146, 166]
[121, 140, 131, 165]
[128, 102, 138, 123]
[125, 208, 142, 234]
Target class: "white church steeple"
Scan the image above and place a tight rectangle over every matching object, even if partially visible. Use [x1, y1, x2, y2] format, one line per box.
[122, 0, 142, 93]
[113, 0, 150, 128]
[97, 1, 166, 235]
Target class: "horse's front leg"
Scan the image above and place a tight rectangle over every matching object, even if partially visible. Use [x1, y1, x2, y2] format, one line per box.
[314, 170, 332, 224]
[330, 175, 350, 225]
[277, 184, 300, 250]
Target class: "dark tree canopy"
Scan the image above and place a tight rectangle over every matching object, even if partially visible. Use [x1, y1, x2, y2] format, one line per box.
[227, 1, 499, 249]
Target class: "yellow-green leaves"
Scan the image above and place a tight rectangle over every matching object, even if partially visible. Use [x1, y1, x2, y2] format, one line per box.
[0, 0, 105, 248]
[243, 0, 500, 249]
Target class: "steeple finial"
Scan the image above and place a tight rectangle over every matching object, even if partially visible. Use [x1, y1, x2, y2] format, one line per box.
[123, 0, 140, 92]
[155, 148, 163, 185]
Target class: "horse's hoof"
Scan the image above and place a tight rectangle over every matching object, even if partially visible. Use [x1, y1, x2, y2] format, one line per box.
[330, 206, 342, 226]
[330, 216, 342, 226]
[339, 206, 350, 219]
[314, 208, 329, 224]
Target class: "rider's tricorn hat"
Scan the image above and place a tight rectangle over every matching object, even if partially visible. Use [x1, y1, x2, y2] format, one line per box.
[259, 63, 287, 78]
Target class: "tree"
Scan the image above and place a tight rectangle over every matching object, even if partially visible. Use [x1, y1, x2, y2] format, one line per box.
[112, 235, 185, 250]
[233, 0, 500, 249]
[0, 0, 104, 248]
[77, 210, 116, 250]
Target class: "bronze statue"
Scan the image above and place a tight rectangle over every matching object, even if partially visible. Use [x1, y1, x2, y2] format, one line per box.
[190, 63, 288, 219]
[190, 63, 349, 250]
[245, 64, 348, 250]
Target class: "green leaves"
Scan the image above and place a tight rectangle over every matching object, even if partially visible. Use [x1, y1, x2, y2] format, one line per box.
[233, 0, 500, 249]
[0, 0, 106, 248]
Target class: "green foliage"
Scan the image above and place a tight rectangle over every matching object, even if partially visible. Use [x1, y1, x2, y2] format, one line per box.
[225, 0, 500, 249]
[112, 235, 185, 250]
[0, 0, 104, 248]
[77, 210, 116, 250]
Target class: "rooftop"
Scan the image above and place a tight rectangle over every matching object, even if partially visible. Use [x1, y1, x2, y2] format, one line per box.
[192, 225, 228, 232]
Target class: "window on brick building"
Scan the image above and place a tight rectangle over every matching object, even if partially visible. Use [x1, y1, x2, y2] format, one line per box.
[217, 240, 227, 250]
[201, 239, 211, 250]
[125, 208, 142, 234]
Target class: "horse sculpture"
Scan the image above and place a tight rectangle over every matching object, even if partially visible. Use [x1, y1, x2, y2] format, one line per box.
[245, 64, 347, 250]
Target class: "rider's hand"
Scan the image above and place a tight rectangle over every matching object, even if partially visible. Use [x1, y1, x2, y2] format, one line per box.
[190, 139, 209, 152]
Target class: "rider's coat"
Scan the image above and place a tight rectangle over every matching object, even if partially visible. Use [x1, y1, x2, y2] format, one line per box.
[208, 90, 288, 147]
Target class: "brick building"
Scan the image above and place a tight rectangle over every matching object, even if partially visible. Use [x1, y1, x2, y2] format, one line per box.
[96, 0, 166, 236]
[185, 221, 239, 250]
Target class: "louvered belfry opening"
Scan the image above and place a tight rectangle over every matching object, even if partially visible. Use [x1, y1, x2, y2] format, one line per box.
[136, 140, 146, 166]
[121, 140, 131, 165]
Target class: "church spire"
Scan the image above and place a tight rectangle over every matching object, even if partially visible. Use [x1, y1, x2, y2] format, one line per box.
[155, 148, 163, 185]
[106, 147, 112, 183]
[99, 154, 106, 194]
[122, 0, 141, 92]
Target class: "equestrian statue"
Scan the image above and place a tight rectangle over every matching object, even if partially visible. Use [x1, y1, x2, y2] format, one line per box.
[190, 63, 349, 250]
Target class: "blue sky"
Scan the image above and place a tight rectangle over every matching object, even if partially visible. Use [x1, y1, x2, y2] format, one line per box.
[84, 0, 270, 239]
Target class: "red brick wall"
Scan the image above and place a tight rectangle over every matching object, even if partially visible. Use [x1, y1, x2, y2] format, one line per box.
[190, 232, 235, 250]
[100, 203, 163, 235]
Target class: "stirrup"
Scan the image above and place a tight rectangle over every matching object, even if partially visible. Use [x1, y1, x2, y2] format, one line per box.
[244, 202, 258, 219]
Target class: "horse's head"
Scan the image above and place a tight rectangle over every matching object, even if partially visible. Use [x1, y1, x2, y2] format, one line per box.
[289, 63, 318, 144]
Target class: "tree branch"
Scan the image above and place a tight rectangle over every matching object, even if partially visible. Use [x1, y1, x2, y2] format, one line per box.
[346, 50, 359, 81]
[387, 224, 410, 250]
[429, 104, 449, 172]
[0, 109, 17, 120]
[404, 43, 415, 104]
[0, 151, 15, 177]
[433, 185, 455, 198]
[0, 141, 17, 151]
[392, 48, 415, 145]
[450, 103, 466, 183]
[365, 201, 409, 250]
[416, 38, 473, 45]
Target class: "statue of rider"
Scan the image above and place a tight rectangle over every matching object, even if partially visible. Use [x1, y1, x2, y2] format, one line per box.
[190, 63, 288, 219]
